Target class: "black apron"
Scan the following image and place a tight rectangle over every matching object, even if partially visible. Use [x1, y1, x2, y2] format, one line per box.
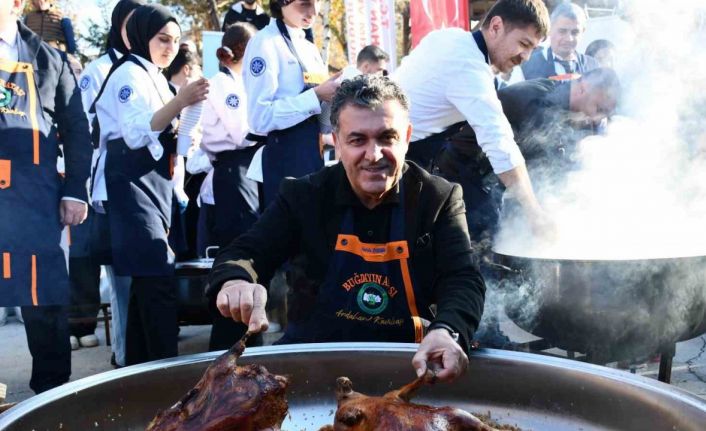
[0, 49, 68, 306]
[278, 189, 431, 344]
[104, 55, 177, 276]
[261, 19, 325, 207]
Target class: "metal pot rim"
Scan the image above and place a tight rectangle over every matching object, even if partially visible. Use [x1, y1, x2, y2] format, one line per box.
[492, 250, 706, 263]
[2, 342, 705, 427]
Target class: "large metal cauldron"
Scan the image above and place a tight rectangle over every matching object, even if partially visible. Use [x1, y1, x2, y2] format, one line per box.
[493, 252, 706, 362]
[1, 343, 706, 430]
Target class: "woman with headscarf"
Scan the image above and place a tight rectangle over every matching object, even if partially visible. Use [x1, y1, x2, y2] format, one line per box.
[242, 0, 340, 208]
[95, 3, 209, 365]
[74, 0, 144, 368]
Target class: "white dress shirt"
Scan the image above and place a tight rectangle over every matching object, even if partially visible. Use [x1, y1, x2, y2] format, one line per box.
[201, 69, 252, 153]
[95, 54, 176, 202]
[0, 23, 19, 62]
[393, 28, 524, 174]
[242, 19, 326, 135]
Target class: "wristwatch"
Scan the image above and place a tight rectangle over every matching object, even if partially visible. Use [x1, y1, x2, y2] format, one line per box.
[428, 322, 460, 344]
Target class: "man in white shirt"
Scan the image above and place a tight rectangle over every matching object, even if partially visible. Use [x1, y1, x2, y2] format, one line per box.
[394, 0, 551, 238]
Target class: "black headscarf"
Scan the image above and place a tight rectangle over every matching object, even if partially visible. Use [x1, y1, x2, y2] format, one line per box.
[107, 0, 144, 55]
[126, 3, 180, 62]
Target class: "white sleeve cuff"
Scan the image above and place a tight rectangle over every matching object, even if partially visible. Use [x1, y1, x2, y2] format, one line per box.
[302, 88, 322, 116]
[489, 145, 526, 174]
[124, 120, 164, 161]
[61, 197, 87, 205]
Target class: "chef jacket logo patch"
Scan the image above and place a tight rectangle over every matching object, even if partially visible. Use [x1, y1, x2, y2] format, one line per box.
[226, 93, 240, 109]
[0, 87, 11, 108]
[357, 283, 389, 315]
[118, 85, 133, 103]
[250, 57, 266, 76]
[79, 76, 91, 91]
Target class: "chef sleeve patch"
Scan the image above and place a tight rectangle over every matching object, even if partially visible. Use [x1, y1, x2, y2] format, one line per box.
[79, 76, 91, 91]
[225, 94, 240, 109]
[118, 85, 133, 103]
[250, 57, 266, 76]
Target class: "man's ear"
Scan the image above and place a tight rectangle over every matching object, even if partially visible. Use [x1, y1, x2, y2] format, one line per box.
[487, 15, 505, 39]
[405, 122, 413, 145]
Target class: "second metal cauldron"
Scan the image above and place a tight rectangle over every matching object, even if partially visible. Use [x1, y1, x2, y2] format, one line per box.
[493, 252, 706, 362]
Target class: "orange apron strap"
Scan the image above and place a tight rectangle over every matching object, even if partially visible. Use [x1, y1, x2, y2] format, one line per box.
[549, 72, 582, 81]
[400, 258, 423, 343]
[2, 253, 10, 279]
[335, 234, 409, 262]
[31, 255, 38, 306]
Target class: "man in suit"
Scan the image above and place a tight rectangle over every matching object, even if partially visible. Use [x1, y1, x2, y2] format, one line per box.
[0, 0, 92, 393]
[207, 75, 486, 382]
[522, 2, 599, 81]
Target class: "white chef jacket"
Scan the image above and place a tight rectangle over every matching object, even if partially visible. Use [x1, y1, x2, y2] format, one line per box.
[242, 19, 326, 135]
[78, 49, 119, 206]
[201, 69, 252, 153]
[94, 54, 176, 202]
[393, 28, 524, 174]
[78, 49, 120, 130]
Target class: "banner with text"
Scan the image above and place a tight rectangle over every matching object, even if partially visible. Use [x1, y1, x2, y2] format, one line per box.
[344, 0, 397, 70]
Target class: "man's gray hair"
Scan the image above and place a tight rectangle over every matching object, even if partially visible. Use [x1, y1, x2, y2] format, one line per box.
[550, 1, 587, 27]
[330, 75, 409, 131]
[580, 67, 621, 98]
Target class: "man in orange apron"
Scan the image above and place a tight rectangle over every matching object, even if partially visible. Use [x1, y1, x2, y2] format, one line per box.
[208, 75, 486, 381]
[0, 0, 91, 393]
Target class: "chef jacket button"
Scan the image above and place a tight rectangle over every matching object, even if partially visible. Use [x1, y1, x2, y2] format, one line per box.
[367, 230, 373, 237]
[341, 239, 348, 246]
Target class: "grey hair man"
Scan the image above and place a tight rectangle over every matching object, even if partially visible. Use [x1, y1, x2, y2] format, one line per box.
[208, 75, 486, 382]
[522, 1, 599, 80]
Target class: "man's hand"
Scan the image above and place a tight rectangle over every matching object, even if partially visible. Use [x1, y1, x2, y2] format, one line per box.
[60, 200, 88, 226]
[412, 329, 468, 382]
[216, 280, 269, 333]
[313, 72, 342, 103]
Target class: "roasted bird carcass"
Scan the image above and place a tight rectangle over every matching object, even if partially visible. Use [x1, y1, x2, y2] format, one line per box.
[319, 374, 499, 431]
[146, 333, 289, 431]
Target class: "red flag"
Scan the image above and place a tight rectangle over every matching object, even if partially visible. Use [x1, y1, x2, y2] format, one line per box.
[410, 0, 470, 48]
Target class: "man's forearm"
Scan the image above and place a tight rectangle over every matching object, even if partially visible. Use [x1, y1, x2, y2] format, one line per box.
[497, 164, 542, 218]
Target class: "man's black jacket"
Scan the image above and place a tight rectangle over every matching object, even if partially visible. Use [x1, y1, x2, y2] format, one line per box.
[18, 21, 91, 201]
[207, 162, 486, 351]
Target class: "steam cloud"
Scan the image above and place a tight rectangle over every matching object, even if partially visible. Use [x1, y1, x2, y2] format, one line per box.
[494, 0, 706, 260]
[486, 1, 706, 359]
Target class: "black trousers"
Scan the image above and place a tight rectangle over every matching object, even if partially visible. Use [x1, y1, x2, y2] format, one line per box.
[125, 276, 178, 365]
[433, 146, 502, 240]
[196, 203, 216, 258]
[21, 305, 71, 393]
[67, 256, 101, 337]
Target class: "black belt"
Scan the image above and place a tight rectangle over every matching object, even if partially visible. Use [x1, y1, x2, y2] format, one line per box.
[212, 144, 262, 167]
